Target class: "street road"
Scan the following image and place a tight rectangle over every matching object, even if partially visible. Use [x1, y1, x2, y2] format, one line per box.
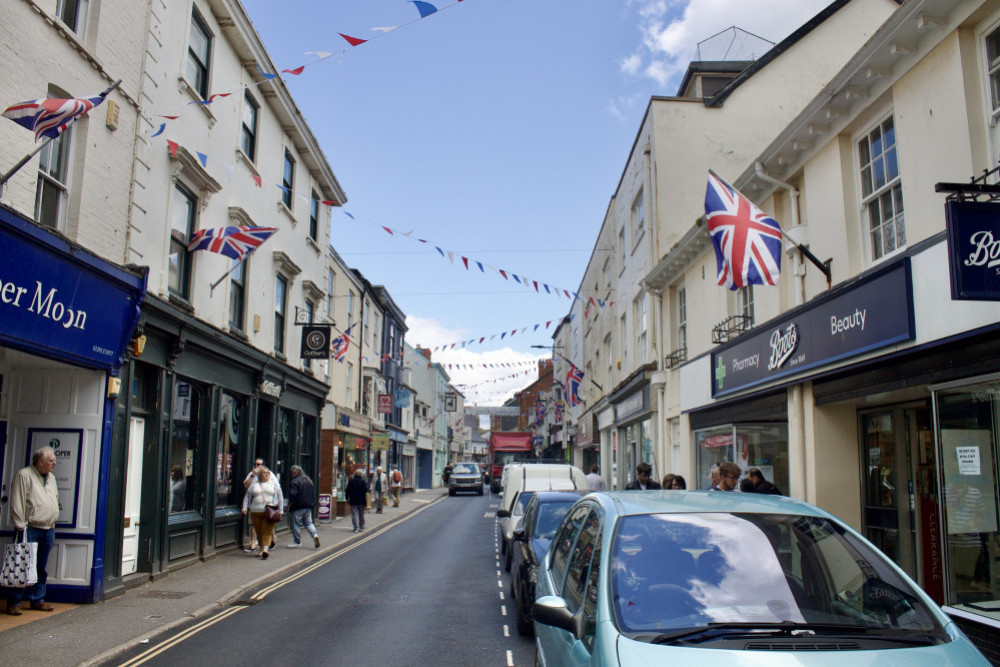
[107, 491, 535, 666]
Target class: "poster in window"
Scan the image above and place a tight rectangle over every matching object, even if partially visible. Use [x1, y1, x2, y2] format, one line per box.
[941, 429, 998, 534]
[27, 429, 82, 527]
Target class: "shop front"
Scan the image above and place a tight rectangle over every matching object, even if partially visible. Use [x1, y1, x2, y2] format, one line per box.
[0, 204, 147, 603]
[610, 367, 656, 488]
[325, 407, 370, 515]
[99, 294, 326, 596]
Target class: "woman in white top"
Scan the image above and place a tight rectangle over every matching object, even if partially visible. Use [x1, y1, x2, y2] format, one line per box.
[242, 467, 284, 560]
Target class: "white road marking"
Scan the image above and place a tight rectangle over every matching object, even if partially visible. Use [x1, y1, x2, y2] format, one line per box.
[501, 605, 507, 616]
[499, 592, 505, 601]
[506, 650, 514, 667]
[497, 580, 502, 588]
[497, 570, 502, 577]
[484, 513, 494, 518]
[503, 625, 510, 637]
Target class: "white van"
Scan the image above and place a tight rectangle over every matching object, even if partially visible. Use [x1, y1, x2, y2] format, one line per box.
[496, 463, 587, 568]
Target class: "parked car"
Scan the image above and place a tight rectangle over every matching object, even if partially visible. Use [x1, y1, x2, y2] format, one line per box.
[533, 491, 989, 666]
[501, 490, 535, 571]
[447, 462, 483, 496]
[497, 463, 587, 560]
[510, 491, 583, 636]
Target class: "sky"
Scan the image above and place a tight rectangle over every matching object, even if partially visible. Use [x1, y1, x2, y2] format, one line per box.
[240, 0, 834, 405]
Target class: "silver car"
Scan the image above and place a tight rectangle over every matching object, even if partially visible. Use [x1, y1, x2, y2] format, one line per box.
[448, 462, 484, 496]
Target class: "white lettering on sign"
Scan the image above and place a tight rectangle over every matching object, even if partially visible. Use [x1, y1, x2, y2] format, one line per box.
[767, 324, 799, 371]
[0, 278, 88, 331]
[260, 380, 282, 398]
[830, 308, 866, 335]
[964, 230, 1000, 269]
[732, 354, 759, 372]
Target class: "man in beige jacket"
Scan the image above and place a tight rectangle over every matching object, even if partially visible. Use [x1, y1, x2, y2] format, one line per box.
[5, 446, 59, 616]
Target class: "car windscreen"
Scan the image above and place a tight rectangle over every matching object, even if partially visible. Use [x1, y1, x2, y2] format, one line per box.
[452, 464, 478, 474]
[611, 513, 946, 637]
[534, 501, 575, 538]
[513, 491, 535, 515]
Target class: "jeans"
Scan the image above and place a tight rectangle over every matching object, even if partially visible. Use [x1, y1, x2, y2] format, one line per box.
[7, 526, 55, 605]
[290, 508, 318, 543]
[350, 505, 365, 530]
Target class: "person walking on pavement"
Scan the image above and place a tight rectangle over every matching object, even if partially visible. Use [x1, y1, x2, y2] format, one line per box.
[371, 466, 388, 514]
[242, 467, 283, 560]
[346, 468, 369, 532]
[713, 461, 741, 492]
[4, 446, 59, 616]
[287, 465, 320, 548]
[625, 461, 661, 490]
[585, 464, 606, 491]
[242, 458, 265, 553]
[390, 465, 403, 507]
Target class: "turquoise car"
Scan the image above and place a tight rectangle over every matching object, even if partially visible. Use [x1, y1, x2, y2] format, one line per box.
[532, 491, 988, 666]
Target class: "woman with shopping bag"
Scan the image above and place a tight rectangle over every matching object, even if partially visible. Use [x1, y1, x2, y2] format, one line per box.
[4, 447, 58, 616]
[242, 467, 283, 561]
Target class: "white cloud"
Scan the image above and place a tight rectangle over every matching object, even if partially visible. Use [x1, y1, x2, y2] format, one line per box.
[628, 0, 834, 89]
[620, 53, 642, 76]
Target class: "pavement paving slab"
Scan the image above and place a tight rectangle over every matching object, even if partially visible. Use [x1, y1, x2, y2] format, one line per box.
[0, 489, 446, 666]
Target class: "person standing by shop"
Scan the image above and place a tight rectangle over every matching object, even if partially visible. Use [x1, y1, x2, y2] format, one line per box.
[287, 465, 320, 548]
[5, 446, 59, 616]
[371, 466, 388, 514]
[625, 462, 661, 490]
[242, 467, 283, 560]
[586, 465, 607, 491]
[346, 468, 369, 532]
[390, 465, 403, 507]
[713, 461, 741, 492]
[242, 458, 265, 553]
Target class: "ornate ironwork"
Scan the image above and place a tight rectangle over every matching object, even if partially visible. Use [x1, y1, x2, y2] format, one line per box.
[712, 314, 753, 344]
[664, 348, 687, 370]
[936, 163, 1000, 202]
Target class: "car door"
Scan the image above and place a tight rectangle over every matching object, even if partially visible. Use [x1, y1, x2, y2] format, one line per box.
[556, 507, 603, 665]
[514, 495, 539, 597]
[536, 502, 595, 663]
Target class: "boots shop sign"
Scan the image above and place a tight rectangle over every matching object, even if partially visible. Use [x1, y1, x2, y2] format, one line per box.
[0, 206, 146, 372]
[711, 259, 914, 397]
[946, 201, 1000, 300]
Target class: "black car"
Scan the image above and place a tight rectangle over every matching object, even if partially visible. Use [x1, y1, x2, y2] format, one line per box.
[509, 490, 582, 635]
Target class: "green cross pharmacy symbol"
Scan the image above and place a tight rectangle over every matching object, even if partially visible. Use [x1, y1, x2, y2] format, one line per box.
[714, 356, 726, 391]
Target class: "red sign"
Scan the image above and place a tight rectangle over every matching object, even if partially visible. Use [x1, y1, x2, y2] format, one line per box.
[377, 393, 393, 413]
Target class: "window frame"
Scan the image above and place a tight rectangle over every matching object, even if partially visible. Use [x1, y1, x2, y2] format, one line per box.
[631, 187, 645, 247]
[241, 91, 259, 161]
[274, 273, 288, 354]
[855, 111, 904, 263]
[281, 149, 295, 209]
[187, 9, 212, 99]
[228, 256, 246, 332]
[169, 182, 197, 300]
[56, 0, 89, 38]
[676, 285, 687, 352]
[310, 190, 320, 241]
[34, 127, 73, 231]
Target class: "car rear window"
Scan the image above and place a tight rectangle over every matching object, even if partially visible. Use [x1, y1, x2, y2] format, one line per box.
[452, 464, 477, 474]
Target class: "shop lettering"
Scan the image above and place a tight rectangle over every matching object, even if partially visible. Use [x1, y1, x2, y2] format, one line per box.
[964, 230, 1000, 269]
[767, 324, 799, 371]
[0, 277, 87, 330]
[731, 354, 759, 372]
[830, 308, 866, 335]
[259, 380, 282, 398]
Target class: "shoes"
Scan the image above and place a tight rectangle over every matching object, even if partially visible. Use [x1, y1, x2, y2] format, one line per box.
[270, 540, 276, 548]
[260, 551, 269, 560]
[6, 604, 21, 616]
[287, 542, 301, 548]
[314, 535, 321, 548]
[243, 547, 258, 553]
[352, 528, 358, 532]
[30, 602, 54, 612]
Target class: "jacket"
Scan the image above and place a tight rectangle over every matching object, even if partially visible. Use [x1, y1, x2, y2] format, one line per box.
[346, 475, 369, 506]
[624, 480, 662, 490]
[289, 474, 315, 510]
[371, 471, 388, 495]
[10, 464, 59, 530]
[242, 477, 284, 513]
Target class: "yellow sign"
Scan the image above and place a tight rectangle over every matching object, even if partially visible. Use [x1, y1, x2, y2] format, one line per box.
[372, 433, 390, 451]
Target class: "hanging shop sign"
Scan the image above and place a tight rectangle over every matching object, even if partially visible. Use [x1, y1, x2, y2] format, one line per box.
[377, 393, 393, 414]
[945, 200, 1000, 300]
[300, 324, 331, 359]
[0, 206, 146, 372]
[372, 433, 390, 450]
[711, 259, 914, 397]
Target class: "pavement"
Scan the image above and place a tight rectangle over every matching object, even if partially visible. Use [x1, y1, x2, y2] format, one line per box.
[0, 488, 448, 666]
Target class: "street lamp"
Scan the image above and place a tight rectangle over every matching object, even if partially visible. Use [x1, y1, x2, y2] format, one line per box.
[531, 345, 603, 392]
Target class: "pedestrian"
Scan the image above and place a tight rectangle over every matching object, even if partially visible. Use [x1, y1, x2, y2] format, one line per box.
[625, 462, 661, 490]
[709, 465, 721, 491]
[748, 468, 783, 495]
[371, 465, 388, 514]
[288, 465, 320, 548]
[390, 465, 403, 507]
[712, 461, 741, 492]
[585, 464, 606, 491]
[5, 446, 59, 616]
[242, 466, 283, 560]
[346, 468, 369, 532]
[739, 478, 756, 493]
[663, 474, 686, 490]
[242, 458, 265, 553]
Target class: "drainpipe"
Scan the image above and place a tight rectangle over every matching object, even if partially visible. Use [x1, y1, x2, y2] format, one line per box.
[753, 162, 807, 499]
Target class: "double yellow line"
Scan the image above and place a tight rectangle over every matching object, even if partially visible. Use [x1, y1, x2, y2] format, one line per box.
[117, 497, 442, 666]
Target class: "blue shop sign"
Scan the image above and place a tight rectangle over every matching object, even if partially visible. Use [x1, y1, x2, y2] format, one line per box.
[945, 200, 1000, 300]
[711, 259, 914, 397]
[0, 205, 146, 372]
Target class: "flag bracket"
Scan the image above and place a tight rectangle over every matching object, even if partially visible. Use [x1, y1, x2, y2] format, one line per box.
[789, 242, 831, 289]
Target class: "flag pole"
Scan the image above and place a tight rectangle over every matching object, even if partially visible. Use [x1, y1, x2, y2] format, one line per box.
[0, 79, 122, 197]
[210, 256, 246, 293]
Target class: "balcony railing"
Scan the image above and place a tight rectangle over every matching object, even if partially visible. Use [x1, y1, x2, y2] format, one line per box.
[664, 348, 687, 370]
[712, 314, 753, 344]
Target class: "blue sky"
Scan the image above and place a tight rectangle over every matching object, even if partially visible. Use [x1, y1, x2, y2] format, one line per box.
[241, 0, 833, 404]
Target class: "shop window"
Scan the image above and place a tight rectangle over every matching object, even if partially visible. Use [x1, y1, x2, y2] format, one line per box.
[300, 415, 316, 473]
[228, 257, 245, 331]
[694, 423, 788, 492]
[216, 392, 246, 507]
[281, 149, 294, 209]
[857, 114, 904, 261]
[241, 91, 258, 161]
[186, 9, 211, 98]
[35, 117, 73, 231]
[169, 380, 204, 515]
[169, 183, 197, 299]
[277, 408, 295, 491]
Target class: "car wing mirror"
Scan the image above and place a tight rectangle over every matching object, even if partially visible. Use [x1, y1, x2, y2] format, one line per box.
[497, 509, 510, 518]
[532, 595, 585, 638]
[513, 527, 526, 541]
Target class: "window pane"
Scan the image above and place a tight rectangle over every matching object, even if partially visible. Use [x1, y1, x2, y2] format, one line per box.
[216, 393, 245, 507]
[873, 156, 886, 191]
[868, 197, 881, 230]
[858, 137, 870, 169]
[882, 118, 895, 150]
[169, 381, 201, 514]
[871, 227, 883, 260]
[562, 510, 600, 613]
[869, 127, 883, 159]
[241, 94, 257, 159]
[885, 146, 899, 182]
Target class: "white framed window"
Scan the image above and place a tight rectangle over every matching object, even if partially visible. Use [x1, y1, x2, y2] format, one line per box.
[618, 227, 626, 273]
[309, 189, 320, 241]
[604, 333, 612, 387]
[326, 268, 336, 318]
[347, 291, 355, 331]
[675, 286, 687, 352]
[857, 113, 904, 262]
[631, 188, 645, 242]
[281, 149, 295, 209]
[634, 293, 647, 365]
[56, 0, 89, 38]
[229, 257, 245, 331]
[602, 258, 611, 292]
[187, 9, 212, 98]
[981, 21, 1000, 163]
[241, 92, 258, 161]
[346, 362, 354, 408]
[35, 127, 73, 230]
[274, 274, 287, 354]
[169, 183, 197, 299]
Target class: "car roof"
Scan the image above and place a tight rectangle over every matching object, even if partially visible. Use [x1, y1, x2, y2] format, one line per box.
[532, 490, 585, 502]
[587, 490, 835, 519]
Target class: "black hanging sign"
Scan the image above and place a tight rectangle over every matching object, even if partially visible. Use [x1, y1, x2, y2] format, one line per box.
[300, 324, 331, 359]
[945, 200, 1000, 300]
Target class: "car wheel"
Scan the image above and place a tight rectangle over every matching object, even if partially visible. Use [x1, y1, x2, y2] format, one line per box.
[516, 592, 534, 637]
[478, 487, 484, 496]
[448, 489, 455, 496]
[504, 548, 513, 573]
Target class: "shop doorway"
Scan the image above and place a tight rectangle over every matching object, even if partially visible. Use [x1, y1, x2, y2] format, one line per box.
[120, 416, 144, 576]
[860, 405, 941, 600]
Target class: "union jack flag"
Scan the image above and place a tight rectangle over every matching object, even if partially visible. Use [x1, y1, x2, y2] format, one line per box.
[566, 365, 584, 407]
[331, 325, 354, 363]
[3, 92, 109, 142]
[186, 226, 278, 261]
[704, 170, 783, 290]
[553, 401, 564, 424]
[535, 398, 546, 427]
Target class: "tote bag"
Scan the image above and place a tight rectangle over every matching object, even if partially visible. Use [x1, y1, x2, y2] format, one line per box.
[1, 533, 38, 589]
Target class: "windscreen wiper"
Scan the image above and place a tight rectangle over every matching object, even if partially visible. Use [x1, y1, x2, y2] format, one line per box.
[649, 622, 943, 646]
